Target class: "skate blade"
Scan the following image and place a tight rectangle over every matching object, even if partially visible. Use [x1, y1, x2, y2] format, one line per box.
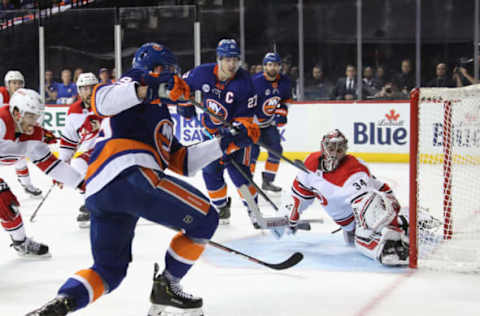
[78, 222, 91, 229]
[219, 218, 230, 225]
[17, 252, 52, 259]
[148, 304, 204, 316]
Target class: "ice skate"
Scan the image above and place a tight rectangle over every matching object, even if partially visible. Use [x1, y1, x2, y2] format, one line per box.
[261, 180, 282, 193]
[217, 197, 231, 225]
[21, 183, 43, 197]
[25, 295, 76, 316]
[11, 237, 51, 258]
[148, 263, 203, 316]
[76, 205, 90, 228]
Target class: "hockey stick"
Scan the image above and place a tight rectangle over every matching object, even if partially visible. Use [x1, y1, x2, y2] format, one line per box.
[165, 225, 303, 270]
[30, 184, 55, 222]
[207, 239, 304, 270]
[189, 99, 310, 174]
[230, 159, 279, 211]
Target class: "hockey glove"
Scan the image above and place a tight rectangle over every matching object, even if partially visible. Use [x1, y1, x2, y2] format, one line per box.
[42, 128, 57, 145]
[176, 100, 196, 119]
[167, 75, 191, 102]
[80, 114, 102, 142]
[0, 178, 20, 221]
[274, 104, 288, 127]
[219, 119, 260, 155]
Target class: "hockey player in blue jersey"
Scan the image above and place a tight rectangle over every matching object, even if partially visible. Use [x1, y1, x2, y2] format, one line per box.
[26, 42, 259, 316]
[177, 39, 261, 226]
[250, 52, 292, 192]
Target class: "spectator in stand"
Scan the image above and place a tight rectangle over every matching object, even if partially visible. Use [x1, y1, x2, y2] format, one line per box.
[304, 64, 333, 100]
[249, 64, 257, 75]
[98, 67, 112, 84]
[426, 62, 456, 88]
[374, 81, 403, 100]
[255, 64, 263, 74]
[73, 67, 83, 84]
[0, 0, 15, 10]
[452, 65, 478, 87]
[392, 59, 415, 97]
[373, 66, 387, 91]
[55, 68, 77, 104]
[281, 55, 292, 77]
[45, 69, 58, 104]
[241, 62, 249, 72]
[331, 64, 357, 100]
[362, 66, 377, 97]
[111, 67, 117, 82]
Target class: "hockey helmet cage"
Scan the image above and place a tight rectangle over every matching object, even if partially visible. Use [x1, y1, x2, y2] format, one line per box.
[321, 129, 348, 172]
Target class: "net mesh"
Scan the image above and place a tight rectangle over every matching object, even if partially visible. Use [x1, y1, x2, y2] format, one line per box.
[415, 85, 480, 272]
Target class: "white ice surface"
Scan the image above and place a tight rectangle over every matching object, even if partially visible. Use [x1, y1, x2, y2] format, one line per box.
[1, 161, 479, 316]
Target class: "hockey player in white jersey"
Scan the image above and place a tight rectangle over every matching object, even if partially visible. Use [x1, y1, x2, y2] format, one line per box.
[0, 88, 85, 257]
[279, 129, 409, 266]
[0, 70, 43, 197]
[58, 72, 101, 228]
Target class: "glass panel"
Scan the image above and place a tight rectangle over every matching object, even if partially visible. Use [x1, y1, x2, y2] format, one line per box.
[303, 0, 357, 100]
[421, 0, 474, 89]
[120, 6, 196, 75]
[44, 8, 115, 105]
[362, 0, 417, 100]
[0, 10, 38, 97]
[199, 4, 239, 65]
[243, 1, 298, 99]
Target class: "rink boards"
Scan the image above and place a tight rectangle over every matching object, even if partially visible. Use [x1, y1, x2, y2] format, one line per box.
[44, 100, 414, 163]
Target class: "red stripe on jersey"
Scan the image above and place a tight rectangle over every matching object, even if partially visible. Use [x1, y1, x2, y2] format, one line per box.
[356, 238, 379, 250]
[1, 213, 23, 230]
[335, 214, 355, 227]
[60, 138, 78, 149]
[34, 153, 58, 172]
[15, 167, 29, 176]
[293, 179, 315, 198]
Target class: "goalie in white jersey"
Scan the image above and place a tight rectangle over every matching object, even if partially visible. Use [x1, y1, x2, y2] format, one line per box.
[58, 72, 101, 228]
[281, 129, 409, 266]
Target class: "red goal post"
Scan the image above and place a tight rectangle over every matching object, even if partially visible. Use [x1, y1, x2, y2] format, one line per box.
[409, 85, 480, 272]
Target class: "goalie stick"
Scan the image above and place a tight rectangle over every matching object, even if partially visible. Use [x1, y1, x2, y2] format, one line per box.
[30, 184, 55, 222]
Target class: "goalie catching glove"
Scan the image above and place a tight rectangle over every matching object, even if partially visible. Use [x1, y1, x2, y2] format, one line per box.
[219, 118, 260, 155]
[0, 178, 20, 222]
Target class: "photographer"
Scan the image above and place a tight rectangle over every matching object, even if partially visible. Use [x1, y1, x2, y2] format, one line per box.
[426, 63, 456, 88]
[453, 66, 478, 87]
[373, 81, 404, 100]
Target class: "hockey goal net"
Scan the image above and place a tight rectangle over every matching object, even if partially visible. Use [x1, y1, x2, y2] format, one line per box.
[409, 85, 480, 272]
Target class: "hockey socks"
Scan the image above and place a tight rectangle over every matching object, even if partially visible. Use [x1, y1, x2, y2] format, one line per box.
[165, 232, 206, 279]
[58, 268, 106, 310]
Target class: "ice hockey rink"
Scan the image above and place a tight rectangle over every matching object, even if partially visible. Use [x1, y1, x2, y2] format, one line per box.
[1, 160, 480, 316]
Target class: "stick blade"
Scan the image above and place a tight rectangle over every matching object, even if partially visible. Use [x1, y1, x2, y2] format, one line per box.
[264, 252, 304, 270]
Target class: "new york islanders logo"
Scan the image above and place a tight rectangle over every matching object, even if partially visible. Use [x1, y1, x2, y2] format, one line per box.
[206, 99, 228, 125]
[262, 96, 281, 117]
[154, 119, 174, 167]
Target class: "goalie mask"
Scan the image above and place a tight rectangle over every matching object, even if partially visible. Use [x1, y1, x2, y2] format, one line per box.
[320, 129, 348, 172]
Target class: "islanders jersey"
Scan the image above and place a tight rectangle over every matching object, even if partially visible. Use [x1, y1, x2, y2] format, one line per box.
[86, 71, 188, 198]
[59, 99, 102, 162]
[0, 105, 83, 187]
[290, 152, 393, 230]
[251, 72, 292, 128]
[183, 63, 258, 133]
